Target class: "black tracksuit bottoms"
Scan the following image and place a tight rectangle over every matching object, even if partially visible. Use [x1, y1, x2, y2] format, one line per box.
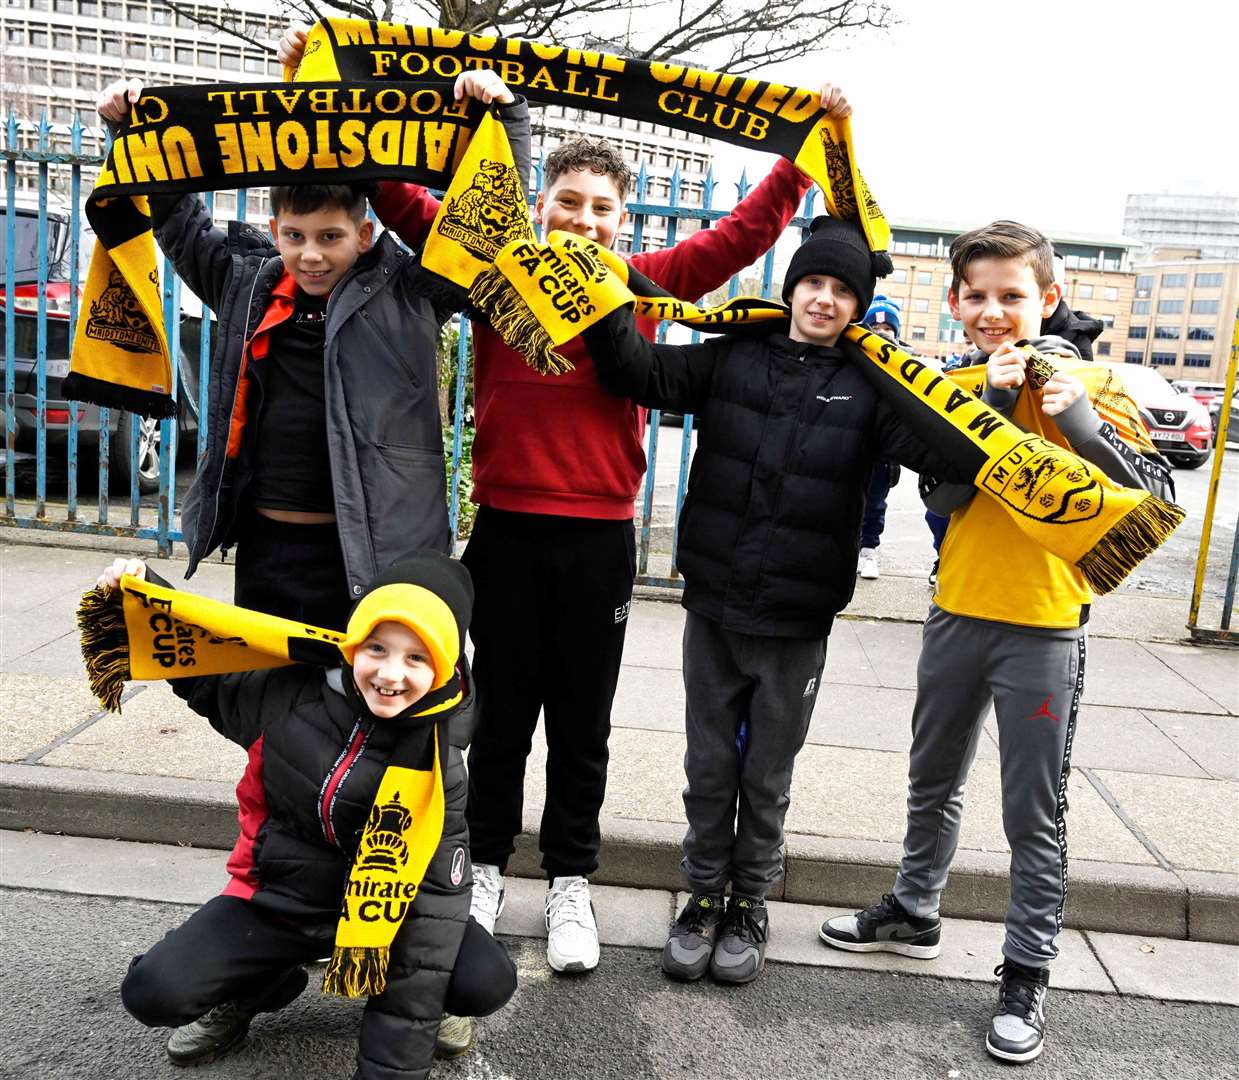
[121, 897, 516, 1028]
[462, 507, 637, 879]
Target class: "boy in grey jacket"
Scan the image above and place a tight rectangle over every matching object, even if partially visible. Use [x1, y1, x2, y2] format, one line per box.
[96, 74, 530, 630]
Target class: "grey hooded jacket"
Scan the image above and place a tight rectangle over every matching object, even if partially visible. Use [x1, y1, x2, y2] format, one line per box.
[153, 100, 531, 599]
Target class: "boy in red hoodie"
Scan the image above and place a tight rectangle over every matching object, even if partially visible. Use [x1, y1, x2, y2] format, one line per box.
[279, 23, 845, 975]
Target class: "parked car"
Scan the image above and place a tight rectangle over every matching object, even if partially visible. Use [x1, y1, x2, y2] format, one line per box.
[1172, 379, 1227, 435]
[1105, 362, 1213, 469]
[1209, 392, 1239, 450]
[2, 263, 202, 493]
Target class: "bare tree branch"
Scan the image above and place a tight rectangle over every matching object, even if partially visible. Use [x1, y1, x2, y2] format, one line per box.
[164, 0, 895, 77]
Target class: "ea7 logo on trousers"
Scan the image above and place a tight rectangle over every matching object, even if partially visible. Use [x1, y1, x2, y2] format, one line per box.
[614, 601, 631, 624]
[803, 677, 817, 697]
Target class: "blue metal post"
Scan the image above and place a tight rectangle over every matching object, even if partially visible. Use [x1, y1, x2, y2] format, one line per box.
[196, 190, 213, 465]
[157, 257, 181, 554]
[34, 113, 50, 517]
[449, 320, 470, 542]
[4, 111, 16, 518]
[67, 114, 82, 520]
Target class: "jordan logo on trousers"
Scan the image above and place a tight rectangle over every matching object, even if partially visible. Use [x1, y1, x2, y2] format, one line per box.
[1029, 695, 1059, 724]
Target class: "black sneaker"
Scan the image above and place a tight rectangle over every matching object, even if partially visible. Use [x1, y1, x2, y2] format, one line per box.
[165, 965, 309, 1067]
[709, 895, 769, 985]
[986, 960, 1049, 1063]
[818, 893, 941, 959]
[662, 893, 725, 981]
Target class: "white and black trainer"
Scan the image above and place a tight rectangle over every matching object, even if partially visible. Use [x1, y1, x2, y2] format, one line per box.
[986, 960, 1050, 1063]
[818, 892, 942, 959]
[470, 862, 506, 935]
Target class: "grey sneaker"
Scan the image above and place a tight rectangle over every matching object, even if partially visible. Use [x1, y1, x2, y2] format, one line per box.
[661, 893, 725, 982]
[165, 965, 308, 1067]
[986, 960, 1049, 1063]
[708, 895, 768, 985]
[819, 892, 941, 959]
[434, 1013, 475, 1059]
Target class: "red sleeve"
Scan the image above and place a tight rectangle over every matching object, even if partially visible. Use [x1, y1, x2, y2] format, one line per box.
[629, 157, 811, 299]
[372, 180, 443, 249]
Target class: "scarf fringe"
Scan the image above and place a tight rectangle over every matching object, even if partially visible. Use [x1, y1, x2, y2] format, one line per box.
[77, 585, 132, 713]
[1077, 494, 1187, 595]
[322, 945, 391, 999]
[468, 266, 575, 376]
[60, 372, 177, 420]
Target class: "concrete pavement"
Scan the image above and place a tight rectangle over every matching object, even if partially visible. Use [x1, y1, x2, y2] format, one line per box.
[3, 534, 1236, 945]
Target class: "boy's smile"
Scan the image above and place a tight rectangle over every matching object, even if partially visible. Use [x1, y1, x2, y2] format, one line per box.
[949, 256, 1060, 356]
[351, 621, 436, 719]
[535, 168, 627, 249]
[269, 207, 374, 298]
[788, 275, 859, 347]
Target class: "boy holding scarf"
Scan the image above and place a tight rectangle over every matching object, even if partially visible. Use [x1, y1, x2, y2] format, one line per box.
[278, 23, 849, 975]
[98, 552, 516, 1076]
[820, 220, 1175, 1063]
[578, 216, 974, 985]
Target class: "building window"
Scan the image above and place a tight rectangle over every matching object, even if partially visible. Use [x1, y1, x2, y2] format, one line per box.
[916, 271, 932, 285]
[1096, 341, 1111, 356]
[1104, 286, 1119, 301]
[1150, 352, 1177, 366]
[1157, 299, 1184, 314]
[125, 1, 147, 20]
[1125, 351, 1144, 364]
[911, 326, 926, 341]
[891, 269, 907, 283]
[1128, 325, 1147, 339]
[79, 0, 98, 11]
[1077, 284, 1094, 300]
[1132, 300, 1150, 314]
[1194, 272, 1223, 288]
[1161, 273, 1187, 288]
[1191, 299, 1220, 314]
[1154, 325, 1180, 339]
[1135, 274, 1153, 295]
[126, 39, 147, 59]
[1101, 314, 1115, 328]
[1183, 354, 1212, 368]
[1187, 326, 1215, 341]
[913, 299, 929, 313]
[175, 45, 194, 64]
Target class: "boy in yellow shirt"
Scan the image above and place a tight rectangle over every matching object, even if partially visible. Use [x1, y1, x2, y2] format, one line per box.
[820, 221, 1175, 1064]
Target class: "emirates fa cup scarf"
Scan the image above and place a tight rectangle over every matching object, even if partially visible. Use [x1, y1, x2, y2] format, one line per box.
[65, 19, 888, 416]
[469, 229, 1183, 591]
[77, 573, 464, 997]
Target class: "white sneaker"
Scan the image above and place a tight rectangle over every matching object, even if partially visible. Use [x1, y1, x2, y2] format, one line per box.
[858, 547, 880, 580]
[470, 862, 505, 934]
[545, 875, 600, 973]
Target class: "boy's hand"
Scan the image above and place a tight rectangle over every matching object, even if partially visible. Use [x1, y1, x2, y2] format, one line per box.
[1041, 371, 1085, 416]
[819, 82, 851, 119]
[96, 78, 143, 124]
[454, 70, 514, 106]
[986, 342, 1027, 390]
[97, 557, 146, 592]
[277, 23, 309, 69]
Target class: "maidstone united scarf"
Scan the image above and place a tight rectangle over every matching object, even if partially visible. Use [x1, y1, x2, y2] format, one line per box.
[468, 229, 1184, 592]
[77, 573, 465, 998]
[66, 19, 888, 416]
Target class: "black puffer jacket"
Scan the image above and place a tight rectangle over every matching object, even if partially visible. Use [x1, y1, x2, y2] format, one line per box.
[152, 99, 531, 599]
[584, 312, 970, 637]
[173, 663, 473, 1080]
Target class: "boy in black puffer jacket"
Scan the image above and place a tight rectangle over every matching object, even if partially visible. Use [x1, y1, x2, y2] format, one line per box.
[100, 552, 516, 1078]
[581, 217, 971, 987]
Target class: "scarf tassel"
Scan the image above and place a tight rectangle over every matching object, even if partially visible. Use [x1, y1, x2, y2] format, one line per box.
[77, 585, 132, 713]
[322, 945, 391, 999]
[61, 372, 178, 420]
[468, 266, 575, 376]
[1077, 495, 1187, 595]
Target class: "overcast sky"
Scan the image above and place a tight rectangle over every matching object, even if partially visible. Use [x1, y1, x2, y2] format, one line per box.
[706, 0, 1237, 238]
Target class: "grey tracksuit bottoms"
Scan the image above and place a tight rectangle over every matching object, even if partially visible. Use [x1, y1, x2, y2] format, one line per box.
[894, 605, 1086, 969]
[680, 611, 826, 899]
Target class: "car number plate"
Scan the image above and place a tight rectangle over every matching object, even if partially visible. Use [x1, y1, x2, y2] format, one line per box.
[1155, 431, 1186, 442]
[44, 360, 71, 378]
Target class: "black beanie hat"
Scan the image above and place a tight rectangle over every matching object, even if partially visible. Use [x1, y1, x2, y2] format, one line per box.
[781, 215, 892, 317]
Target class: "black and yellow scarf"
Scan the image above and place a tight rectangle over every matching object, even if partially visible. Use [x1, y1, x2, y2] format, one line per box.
[463, 228, 1184, 593]
[77, 572, 465, 998]
[65, 19, 888, 417]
